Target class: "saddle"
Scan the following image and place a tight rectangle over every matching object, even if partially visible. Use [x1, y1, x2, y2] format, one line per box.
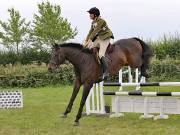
[91, 43, 115, 63]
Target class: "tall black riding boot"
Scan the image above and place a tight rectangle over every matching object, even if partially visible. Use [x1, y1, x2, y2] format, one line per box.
[100, 56, 109, 79]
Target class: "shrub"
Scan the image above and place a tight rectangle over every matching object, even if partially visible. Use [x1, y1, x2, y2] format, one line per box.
[0, 51, 19, 65]
[149, 58, 180, 81]
[0, 64, 74, 88]
[107, 58, 180, 83]
[0, 48, 51, 65]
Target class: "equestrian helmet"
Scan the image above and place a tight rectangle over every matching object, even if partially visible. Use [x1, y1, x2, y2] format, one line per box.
[87, 7, 100, 17]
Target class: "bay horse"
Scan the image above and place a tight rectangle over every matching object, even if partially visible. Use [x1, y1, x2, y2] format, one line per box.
[48, 37, 153, 126]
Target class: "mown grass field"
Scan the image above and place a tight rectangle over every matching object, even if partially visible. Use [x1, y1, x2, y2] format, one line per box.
[0, 85, 180, 135]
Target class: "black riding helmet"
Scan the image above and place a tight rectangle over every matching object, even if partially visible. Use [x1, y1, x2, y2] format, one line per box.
[87, 7, 100, 17]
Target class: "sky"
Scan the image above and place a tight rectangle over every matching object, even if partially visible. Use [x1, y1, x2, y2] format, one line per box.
[0, 0, 180, 43]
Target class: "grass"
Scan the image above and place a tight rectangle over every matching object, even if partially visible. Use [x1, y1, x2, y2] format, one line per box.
[0, 85, 180, 135]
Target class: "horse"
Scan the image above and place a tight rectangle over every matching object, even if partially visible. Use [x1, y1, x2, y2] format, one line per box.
[48, 37, 153, 126]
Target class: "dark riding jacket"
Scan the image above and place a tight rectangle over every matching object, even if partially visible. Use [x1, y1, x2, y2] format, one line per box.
[85, 17, 113, 41]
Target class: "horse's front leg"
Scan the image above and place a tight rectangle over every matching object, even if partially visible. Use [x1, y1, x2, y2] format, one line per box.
[61, 77, 82, 118]
[73, 82, 93, 126]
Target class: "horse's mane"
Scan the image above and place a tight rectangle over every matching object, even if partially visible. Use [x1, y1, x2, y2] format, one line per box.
[59, 43, 93, 54]
[60, 43, 83, 49]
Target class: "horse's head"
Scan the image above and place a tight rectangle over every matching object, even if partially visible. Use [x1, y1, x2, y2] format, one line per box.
[48, 45, 65, 72]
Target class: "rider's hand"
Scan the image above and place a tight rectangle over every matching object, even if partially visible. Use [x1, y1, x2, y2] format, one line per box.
[83, 41, 88, 48]
[83, 40, 91, 48]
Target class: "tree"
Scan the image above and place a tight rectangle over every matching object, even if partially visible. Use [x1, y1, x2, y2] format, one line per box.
[32, 1, 77, 47]
[0, 8, 30, 54]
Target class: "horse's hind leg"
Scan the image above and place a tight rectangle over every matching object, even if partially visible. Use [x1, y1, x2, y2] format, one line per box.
[129, 56, 150, 78]
[140, 64, 148, 77]
[74, 82, 93, 126]
[140, 55, 151, 78]
[61, 77, 82, 117]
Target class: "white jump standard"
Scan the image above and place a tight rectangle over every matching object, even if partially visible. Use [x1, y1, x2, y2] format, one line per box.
[86, 67, 142, 115]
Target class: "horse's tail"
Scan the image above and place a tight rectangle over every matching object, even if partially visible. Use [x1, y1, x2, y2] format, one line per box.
[133, 37, 153, 77]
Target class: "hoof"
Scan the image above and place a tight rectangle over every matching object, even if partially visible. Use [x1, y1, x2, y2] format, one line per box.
[73, 121, 79, 126]
[60, 114, 67, 118]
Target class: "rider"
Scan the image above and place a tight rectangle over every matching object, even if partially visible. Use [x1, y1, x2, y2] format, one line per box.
[83, 7, 114, 78]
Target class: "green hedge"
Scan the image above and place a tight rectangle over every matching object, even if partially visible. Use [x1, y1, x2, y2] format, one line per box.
[0, 48, 51, 65]
[106, 58, 180, 82]
[149, 58, 180, 81]
[21, 48, 51, 65]
[0, 59, 179, 88]
[0, 64, 74, 88]
[0, 51, 19, 66]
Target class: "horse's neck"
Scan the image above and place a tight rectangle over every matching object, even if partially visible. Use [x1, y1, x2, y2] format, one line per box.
[64, 47, 87, 69]
[63, 47, 102, 79]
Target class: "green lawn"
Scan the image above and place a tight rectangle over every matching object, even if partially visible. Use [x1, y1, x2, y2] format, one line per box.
[0, 86, 180, 135]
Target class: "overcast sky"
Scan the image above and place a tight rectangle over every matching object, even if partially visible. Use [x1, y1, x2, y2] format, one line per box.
[1, 0, 180, 42]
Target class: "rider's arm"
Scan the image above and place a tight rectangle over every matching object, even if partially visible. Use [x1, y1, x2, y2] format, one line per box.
[85, 25, 93, 42]
[83, 25, 93, 48]
[89, 19, 105, 41]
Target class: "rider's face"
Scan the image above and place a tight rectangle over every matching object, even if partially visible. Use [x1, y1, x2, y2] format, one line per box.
[89, 14, 96, 20]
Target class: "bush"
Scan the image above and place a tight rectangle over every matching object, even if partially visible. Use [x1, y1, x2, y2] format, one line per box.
[21, 48, 51, 65]
[106, 58, 180, 82]
[0, 51, 19, 66]
[0, 64, 74, 88]
[0, 48, 51, 65]
[149, 58, 180, 81]
[0, 59, 179, 88]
